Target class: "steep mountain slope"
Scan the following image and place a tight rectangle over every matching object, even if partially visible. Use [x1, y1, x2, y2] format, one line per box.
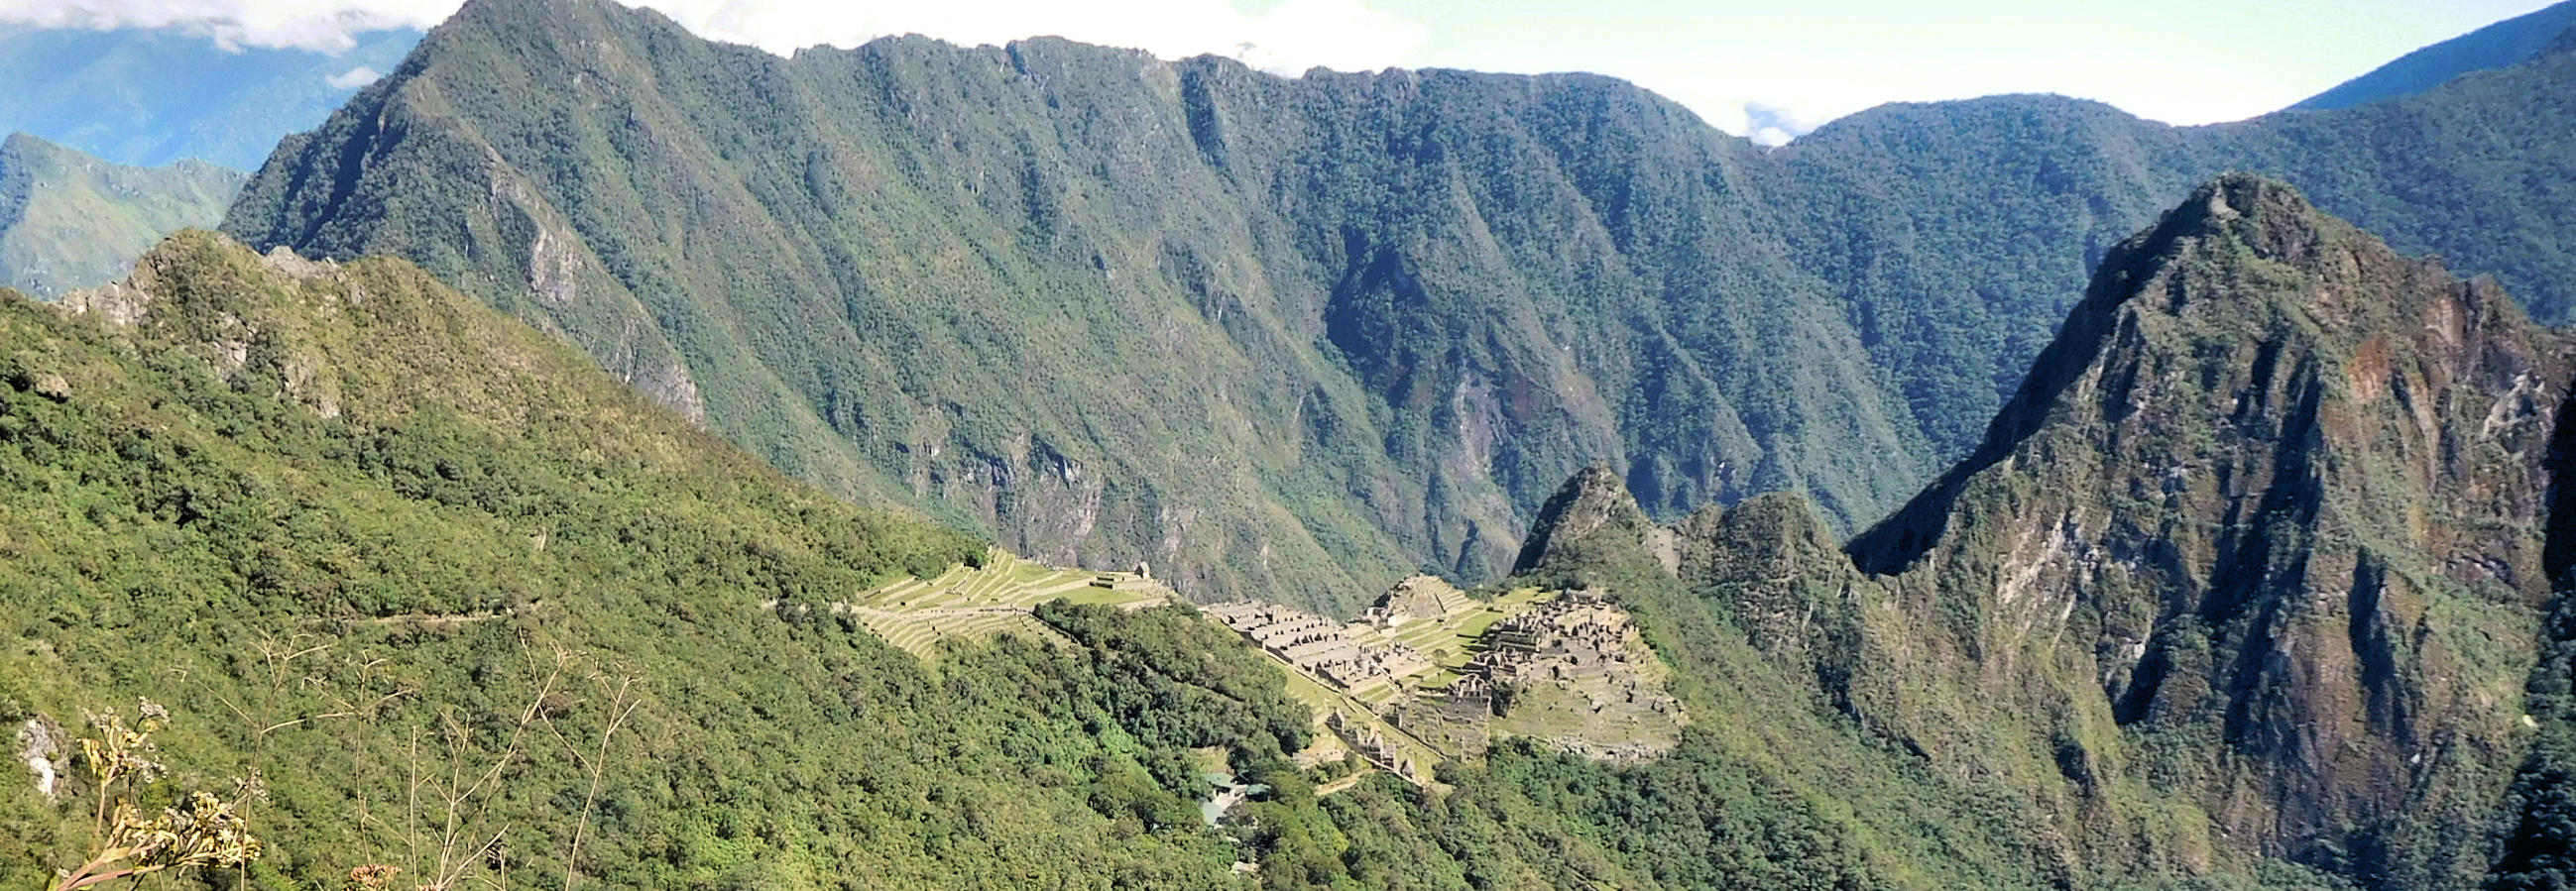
[2291, 1, 2576, 111]
[1494, 176, 2575, 888]
[0, 231, 1368, 889]
[225, 0, 2576, 613]
[224, 0, 1922, 610]
[1779, 175, 2570, 886]
[0, 133, 243, 297]
[0, 231, 2158, 891]
[0, 24, 420, 169]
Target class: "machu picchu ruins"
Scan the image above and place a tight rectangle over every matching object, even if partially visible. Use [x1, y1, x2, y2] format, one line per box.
[1206, 574, 1687, 785]
[848, 555, 1683, 790]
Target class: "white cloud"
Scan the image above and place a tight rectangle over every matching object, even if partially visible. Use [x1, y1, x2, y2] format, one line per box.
[1740, 102, 1820, 147]
[0, 0, 452, 52]
[646, 0, 1426, 75]
[324, 63, 380, 87]
[0, 0, 1428, 74]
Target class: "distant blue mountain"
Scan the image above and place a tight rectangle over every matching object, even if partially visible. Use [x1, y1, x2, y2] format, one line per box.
[2291, 0, 2576, 111]
[0, 25, 421, 170]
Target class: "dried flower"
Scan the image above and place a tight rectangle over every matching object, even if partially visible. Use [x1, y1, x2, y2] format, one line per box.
[347, 863, 403, 891]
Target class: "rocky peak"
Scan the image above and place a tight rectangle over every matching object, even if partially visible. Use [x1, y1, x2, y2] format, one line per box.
[1511, 465, 1659, 586]
[1828, 174, 2576, 875]
[1674, 492, 1838, 586]
[1854, 173, 2561, 573]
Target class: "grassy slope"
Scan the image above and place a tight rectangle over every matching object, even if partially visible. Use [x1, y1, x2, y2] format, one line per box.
[0, 234, 2274, 891]
[0, 232, 1344, 889]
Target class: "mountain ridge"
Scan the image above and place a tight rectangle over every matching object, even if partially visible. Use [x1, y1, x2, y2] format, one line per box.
[2291, 1, 2576, 111]
[225, 0, 2576, 617]
[226, 0, 1925, 610]
[1509, 174, 2576, 887]
[0, 133, 243, 298]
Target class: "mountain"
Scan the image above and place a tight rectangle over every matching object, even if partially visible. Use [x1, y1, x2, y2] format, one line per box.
[0, 231, 1335, 889]
[0, 229, 2168, 891]
[1, 197, 2505, 889]
[0, 24, 420, 169]
[0, 133, 243, 297]
[2291, 0, 2576, 111]
[220, 0, 2576, 613]
[224, 0, 1930, 611]
[1731, 175, 2568, 887]
[1499, 175, 2576, 889]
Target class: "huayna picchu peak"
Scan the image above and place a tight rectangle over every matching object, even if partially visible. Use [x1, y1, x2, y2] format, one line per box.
[1452, 174, 2576, 887]
[1706, 174, 2571, 885]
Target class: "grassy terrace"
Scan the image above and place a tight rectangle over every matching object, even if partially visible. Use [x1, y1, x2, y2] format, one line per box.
[841, 548, 1173, 659]
[1362, 586, 1551, 677]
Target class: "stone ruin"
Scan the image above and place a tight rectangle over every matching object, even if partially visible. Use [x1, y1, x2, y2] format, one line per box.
[1361, 574, 1477, 627]
[1206, 602, 1432, 687]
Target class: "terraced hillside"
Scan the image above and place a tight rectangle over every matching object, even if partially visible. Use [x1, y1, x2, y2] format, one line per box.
[839, 549, 1173, 658]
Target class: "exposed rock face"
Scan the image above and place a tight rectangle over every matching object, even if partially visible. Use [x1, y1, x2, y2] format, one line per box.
[1860, 175, 2572, 879]
[15, 717, 62, 799]
[1648, 176, 2576, 885]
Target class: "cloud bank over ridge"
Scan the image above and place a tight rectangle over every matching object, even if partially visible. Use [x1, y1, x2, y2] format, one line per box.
[0, 0, 1429, 75]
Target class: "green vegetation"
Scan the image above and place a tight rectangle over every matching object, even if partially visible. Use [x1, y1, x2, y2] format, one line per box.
[2487, 399, 2576, 891]
[0, 133, 242, 298]
[0, 229, 2089, 891]
[3, 204, 2491, 890]
[220, 0, 1936, 613]
[222, 0, 2576, 618]
[1777, 177, 2560, 888]
[16, 0, 2572, 884]
[840, 549, 1167, 659]
[0, 232, 1325, 888]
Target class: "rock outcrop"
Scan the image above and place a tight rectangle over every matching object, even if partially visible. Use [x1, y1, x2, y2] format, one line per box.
[1585, 176, 2575, 886]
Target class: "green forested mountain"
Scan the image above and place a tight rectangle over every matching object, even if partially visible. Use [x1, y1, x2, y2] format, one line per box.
[2290, 1, 2576, 111]
[0, 133, 241, 298]
[1520, 176, 2576, 889]
[0, 231, 1318, 888]
[217, 0, 1932, 611]
[0, 225, 2372, 891]
[221, 0, 2576, 613]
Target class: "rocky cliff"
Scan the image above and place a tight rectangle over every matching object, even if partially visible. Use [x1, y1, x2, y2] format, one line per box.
[1537, 177, 2575, 886]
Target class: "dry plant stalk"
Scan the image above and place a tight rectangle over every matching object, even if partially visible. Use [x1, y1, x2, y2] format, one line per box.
[55, 700, 265, 891]
[346, 637, 645, 891]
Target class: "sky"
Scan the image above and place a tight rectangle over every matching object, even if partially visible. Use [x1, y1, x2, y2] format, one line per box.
[0, 0, 2559, 142]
